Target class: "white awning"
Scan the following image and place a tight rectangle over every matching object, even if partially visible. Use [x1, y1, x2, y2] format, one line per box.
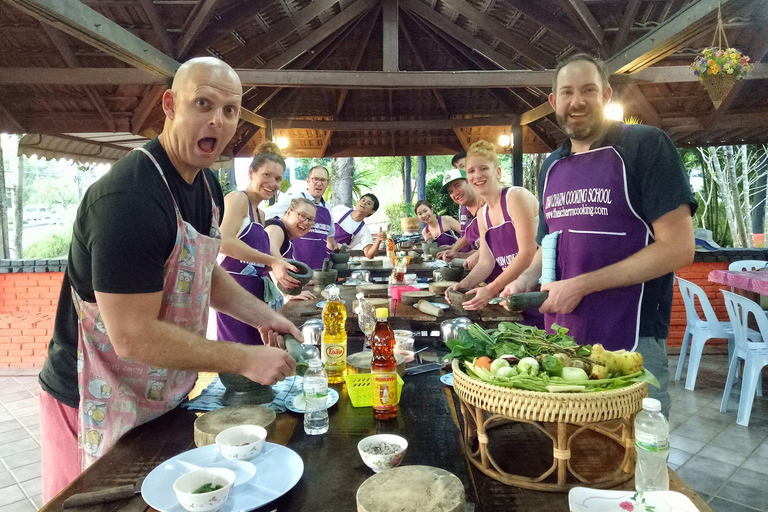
[18, 133, 233, 169]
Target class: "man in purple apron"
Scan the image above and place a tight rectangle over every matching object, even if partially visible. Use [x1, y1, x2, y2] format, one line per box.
[332, 193, 385, 259]
[37, 58, 301, 501]
[265, 165, 335, 269]
[509, 54, 696, 416]
[438, 169, 482, 261]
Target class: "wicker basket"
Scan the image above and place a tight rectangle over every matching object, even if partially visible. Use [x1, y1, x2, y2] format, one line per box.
[451, 360, 647, 492]
[702, 73, 737, 109]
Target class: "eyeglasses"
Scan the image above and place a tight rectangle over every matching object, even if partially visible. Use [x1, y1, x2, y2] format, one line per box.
[310, 177, 329, 184]
[292, 211, 316, 225]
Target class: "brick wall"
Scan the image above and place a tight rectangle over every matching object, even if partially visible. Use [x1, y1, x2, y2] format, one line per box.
[0, 272, 63, 367]
[668, 261, 730, 350]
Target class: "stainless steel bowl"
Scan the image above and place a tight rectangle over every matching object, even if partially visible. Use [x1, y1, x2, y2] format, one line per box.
[440, 317, 473, 344]
[301, 318, 324, 346]
[351, 270, 371, 282]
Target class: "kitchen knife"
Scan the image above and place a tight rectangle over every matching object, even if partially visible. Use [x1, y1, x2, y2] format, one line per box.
[63, 478, 144, 509]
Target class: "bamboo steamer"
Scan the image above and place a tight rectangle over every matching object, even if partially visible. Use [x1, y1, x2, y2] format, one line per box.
[401, 290, 436, 305]
[193, 405, 276, 447]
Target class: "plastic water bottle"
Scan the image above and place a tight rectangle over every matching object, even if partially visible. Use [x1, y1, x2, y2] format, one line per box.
[635, 398, 670, 492]
[303, 358, 329, 435]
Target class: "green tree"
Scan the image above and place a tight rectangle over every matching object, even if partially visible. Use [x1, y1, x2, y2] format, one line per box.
[24, 229, 72, 259]
[425, 177, 459, 219]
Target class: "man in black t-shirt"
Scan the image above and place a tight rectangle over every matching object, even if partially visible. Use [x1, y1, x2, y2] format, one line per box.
[38, 57, 300, 502]
[505, 54, 696, 417]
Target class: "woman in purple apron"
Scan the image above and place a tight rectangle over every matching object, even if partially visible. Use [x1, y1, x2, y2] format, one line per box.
[415, 200, 462, 247]
[217, 142, 298, 345]
[266, 198, 318, 302]
[291, 191, 333, 270]
[445, 141, 542, 326]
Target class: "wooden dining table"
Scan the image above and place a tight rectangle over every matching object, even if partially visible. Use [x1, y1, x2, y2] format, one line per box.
[40, 287, 713, 512]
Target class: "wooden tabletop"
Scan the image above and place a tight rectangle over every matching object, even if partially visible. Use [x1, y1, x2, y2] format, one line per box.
[40, 340, 713, 512]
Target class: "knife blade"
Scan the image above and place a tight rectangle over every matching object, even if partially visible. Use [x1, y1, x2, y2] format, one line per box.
[63, 477, 144, 509]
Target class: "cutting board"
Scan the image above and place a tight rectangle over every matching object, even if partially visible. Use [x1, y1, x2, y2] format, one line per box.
[356, 465, 465, 512]
[193, 405, 276, 447]
[357, 284, 389, 298]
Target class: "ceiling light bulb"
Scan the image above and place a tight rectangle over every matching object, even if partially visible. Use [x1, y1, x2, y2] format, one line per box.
[498, 134, 511, 147]
[604, 103, 624, 122]
[276, 137, 289, 149]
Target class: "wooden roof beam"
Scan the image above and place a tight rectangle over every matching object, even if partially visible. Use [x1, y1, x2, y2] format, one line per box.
[0, 100, 25, 133]
[138, 0, 173, 56]
[254, 0, 377, 70]
[382, 0, 398, 72]
[336, 3, 382, 117]
[175, 0, 218, 58]
[504, 0, 593, 53]
[552, 0, 605, 52]
[273, 117, 518, 131]
[612, 0, 643, 55]
[131, 84, 166, 134]
[617, 84, 661, 127]
[227, 0, 342, 68]
[716, 16, 768, 111]
[183, 0, 273, 57]
[232, 123, 261, 155]
[440, 0, 556, 69]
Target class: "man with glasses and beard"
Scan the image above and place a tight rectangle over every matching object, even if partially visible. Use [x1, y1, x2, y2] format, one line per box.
[505, 54, 697, 417]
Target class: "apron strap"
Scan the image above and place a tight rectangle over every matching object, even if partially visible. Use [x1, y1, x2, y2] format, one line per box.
[484, 204, 492, 229]
[501, 187, 512, 223]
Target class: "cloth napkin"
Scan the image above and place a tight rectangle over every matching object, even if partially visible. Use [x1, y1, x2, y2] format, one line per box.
[182, 375, 303, 414]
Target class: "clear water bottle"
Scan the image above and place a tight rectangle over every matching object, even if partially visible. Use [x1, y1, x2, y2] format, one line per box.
[635, 398, 670, 492]
[303, 358, 329, 435]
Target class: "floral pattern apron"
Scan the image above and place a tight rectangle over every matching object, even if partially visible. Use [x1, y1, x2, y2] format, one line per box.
[74, 148, 220, 470]
[217, 192, 270, 345]
[291, 192, 332, 270]
[334, 209, 365, 246]
[541, 146, 649, 350]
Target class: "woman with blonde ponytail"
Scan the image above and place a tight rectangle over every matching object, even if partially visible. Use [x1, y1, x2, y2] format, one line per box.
[446, 140, 542, 326]
[217, 141, 300, 344]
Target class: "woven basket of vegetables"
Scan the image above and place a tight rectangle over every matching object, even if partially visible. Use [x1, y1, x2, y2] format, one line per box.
[447, 323, 653, 424]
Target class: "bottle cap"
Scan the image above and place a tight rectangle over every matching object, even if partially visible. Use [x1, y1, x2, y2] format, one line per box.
[375, 307, 389, 319]
[642, 398, 661, 412]
[308, 358, 323, 368]
[356, 292, 365, 300]
[398, 251, 406, 256]
[328, 285, 339, 296]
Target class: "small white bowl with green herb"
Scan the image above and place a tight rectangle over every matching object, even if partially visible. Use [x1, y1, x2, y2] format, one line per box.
[173, 467, 235, 512]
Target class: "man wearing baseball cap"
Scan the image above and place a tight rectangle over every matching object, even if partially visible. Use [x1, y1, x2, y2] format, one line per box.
[437, 168, 484, 268]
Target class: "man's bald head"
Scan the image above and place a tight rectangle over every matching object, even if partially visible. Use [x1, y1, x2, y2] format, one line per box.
[159, 57, 242, 177]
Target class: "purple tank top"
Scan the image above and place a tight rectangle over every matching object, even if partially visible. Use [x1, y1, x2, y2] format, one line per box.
[265, 217, 294, 259]
[219, 192, 270, 277]
[434, 216, 459, 246]
[483, 188, 516, 282]
[541, 145, 649, 350]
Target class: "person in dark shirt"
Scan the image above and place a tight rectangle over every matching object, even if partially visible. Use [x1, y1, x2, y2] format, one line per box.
[38, 57, 300, 502]
[504, 54, 696, 417]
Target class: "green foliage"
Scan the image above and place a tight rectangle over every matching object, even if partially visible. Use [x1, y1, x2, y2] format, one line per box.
[385, 202, 415, 235]
[292, 157, 332, 181]
[425, 177, 459, 219]
[218, 169, 236, 196]
[681, 148, 734, 247]
[24, 229, 72, 259]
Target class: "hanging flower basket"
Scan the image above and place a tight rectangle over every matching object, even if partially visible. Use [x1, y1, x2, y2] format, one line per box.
[690, 7, 752, 109]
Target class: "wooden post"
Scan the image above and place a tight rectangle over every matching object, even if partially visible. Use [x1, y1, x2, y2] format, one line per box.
[416, 156, 426, 201]
[382, 0, 399, 72]
[404, 157, 412, 204]
[512, 122, 523, 187]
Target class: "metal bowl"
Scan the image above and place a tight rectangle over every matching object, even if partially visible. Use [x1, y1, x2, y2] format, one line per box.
[440, 317, 473, 344]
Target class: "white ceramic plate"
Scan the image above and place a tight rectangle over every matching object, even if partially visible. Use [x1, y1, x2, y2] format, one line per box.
[568, 488, 700, 512]
[412, 302, 450, 310]
[142, 443, 303, 512]
[285, 388, 340, 413]
[440, 373, 454, 386]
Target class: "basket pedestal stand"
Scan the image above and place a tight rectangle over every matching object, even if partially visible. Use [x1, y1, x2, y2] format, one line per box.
[452, 361, 646, 492]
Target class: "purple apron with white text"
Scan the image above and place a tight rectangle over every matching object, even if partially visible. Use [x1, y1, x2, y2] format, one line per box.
[217, 192, 269, 345]
[334, 209, 364, 247]
[266, 217, 294, 259]
[434, 216, 459, 246]
[292, 193, 332, 270]
[541, 146, 650, 350]
[460, 205, 480, 252]
[485, 188, 544, 328]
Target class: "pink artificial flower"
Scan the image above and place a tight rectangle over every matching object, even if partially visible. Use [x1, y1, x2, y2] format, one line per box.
[619, 502, 634, 511]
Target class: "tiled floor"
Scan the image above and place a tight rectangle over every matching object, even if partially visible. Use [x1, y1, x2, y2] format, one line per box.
[0, 375, 42, 512]
[1, 356, 767, 511]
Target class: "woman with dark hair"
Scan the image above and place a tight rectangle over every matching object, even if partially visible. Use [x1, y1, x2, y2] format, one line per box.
[415, 200, 462, 247]
[332, 193, 385, 259]
[265, 198, 317, 301]
[217, 141, 299, 344]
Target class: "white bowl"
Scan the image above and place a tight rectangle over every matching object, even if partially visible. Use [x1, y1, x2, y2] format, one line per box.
[357, 434, 408, 473]
[393, 330, 413, 338]
[395, 336, 414, 352]
[215, 425, 267, 461]
[173, 468, 235, 512]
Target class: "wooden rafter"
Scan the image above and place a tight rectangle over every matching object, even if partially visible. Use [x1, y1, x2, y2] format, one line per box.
[273, 117, 517, 130]
[388, 90, 396, 155]
[504, 0, 593, 53]
[227, 0, 341, 68]
[41, 23, 116, 131]
[232, 123, 261, 155]
[0, 100, 25, 132]
[716, 18, 768, 111]
[176, 0, 219, 58]
[138, 0, 173, 56]
[382, 0, 398, 72]
[440, 0, 556, 68]
[618, 84, 661, 128]
[612, 0, 643, 54]
[131, 84, 166, 134]
[335, 3, 382, 117]
[552, 0, 605, 51]
[183, 0, 272, 57]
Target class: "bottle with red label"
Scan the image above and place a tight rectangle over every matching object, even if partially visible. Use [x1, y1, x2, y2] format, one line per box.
[370, 307, 398, 420]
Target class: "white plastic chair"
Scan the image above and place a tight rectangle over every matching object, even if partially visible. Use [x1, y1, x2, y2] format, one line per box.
[720, 291, 768, 426]
[676, 277, 735, 390]
[729, 260, 768, 271]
